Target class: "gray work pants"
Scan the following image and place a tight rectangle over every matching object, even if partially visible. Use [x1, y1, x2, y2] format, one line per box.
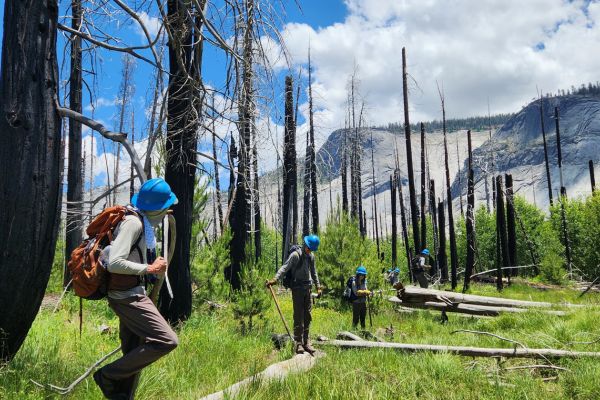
[291, 287, 312, 344]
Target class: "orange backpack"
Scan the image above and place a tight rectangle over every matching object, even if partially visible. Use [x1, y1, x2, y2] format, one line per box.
[67, 206, 140, 299]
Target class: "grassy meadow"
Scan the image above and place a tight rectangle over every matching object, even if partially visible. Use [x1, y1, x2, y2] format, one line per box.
[1, 282, 600, 399]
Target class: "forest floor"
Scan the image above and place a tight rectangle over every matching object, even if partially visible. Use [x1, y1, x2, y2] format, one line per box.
[1, 282, 600, 399]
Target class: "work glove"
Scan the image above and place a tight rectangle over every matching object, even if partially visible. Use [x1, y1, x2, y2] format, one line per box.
[266, 279, 277, 287]
[317, 287, 323, 298]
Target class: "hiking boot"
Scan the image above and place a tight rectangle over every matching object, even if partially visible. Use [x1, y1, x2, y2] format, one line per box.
[93, 369, 122, 399]
[303, 341, 316, 355]
[294, 342, 305, 354]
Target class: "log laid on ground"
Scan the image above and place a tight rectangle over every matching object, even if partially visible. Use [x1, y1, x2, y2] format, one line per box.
[337, 331, 365, 341]
[389, 297, 567, 317]
[200, 352, 324, 400]
[395, 285, 582, 309]
[317, 340, 600, 359]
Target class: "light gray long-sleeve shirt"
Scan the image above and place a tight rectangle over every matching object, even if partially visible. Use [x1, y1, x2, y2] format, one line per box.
[107, 215, 148, 299]
[274, 249, 320, 289]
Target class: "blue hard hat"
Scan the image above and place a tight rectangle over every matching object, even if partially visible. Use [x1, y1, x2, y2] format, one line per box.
[356, 266, 367, 275]
[131, 178, 178, 211]
[394, 268, 400, 273]
[387, 269, 392, 273]
[303, 235, 320, 251]
[421, 248, 430, 256]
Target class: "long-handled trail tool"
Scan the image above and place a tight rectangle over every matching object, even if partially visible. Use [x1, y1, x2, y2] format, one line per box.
[367, 295, 373, 328]
[268, 284, 294, 343]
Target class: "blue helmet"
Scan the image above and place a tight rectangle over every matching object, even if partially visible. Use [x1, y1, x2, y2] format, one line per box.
[421, 248, 430, 256]
[356, 266, 367, 275]
[394, 268, 400, 273]
[387, 269, 392, 273]
[303, 235, 320, 251]
[131, 178, 178, 211]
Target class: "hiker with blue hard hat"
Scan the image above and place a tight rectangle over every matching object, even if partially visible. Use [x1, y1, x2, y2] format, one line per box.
[351, 266, 371, 329]
[94, 178, 179, 399]
[411, 248, 432, 288]
[267, 234, 322, 355]
[388, 267, 400, 286]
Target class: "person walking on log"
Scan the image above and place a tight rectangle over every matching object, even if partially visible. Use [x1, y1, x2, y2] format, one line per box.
[267, 235, 322, 355]
[94, 178, 179, 399]
[351, 266, 371, 329]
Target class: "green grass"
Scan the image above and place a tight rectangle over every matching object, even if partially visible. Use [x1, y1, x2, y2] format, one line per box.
[2, 283, 600, 399]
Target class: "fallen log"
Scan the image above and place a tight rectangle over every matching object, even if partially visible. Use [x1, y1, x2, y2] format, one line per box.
[389, 297, 567, 317]
[395, 285, 582, 309]
[199, 352, 323, 400]
[337, 331, 365, 341]
[317, 340, 600, 359]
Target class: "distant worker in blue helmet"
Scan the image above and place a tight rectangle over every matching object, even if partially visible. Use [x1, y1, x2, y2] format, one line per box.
[350, 266, 371, 329]
[388, 267, 400, 286]
[267, 234, 322, 355]
[412, 248, 432, 288]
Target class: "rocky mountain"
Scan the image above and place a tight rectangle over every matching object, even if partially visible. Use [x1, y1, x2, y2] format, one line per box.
[452, 95, 600, 210]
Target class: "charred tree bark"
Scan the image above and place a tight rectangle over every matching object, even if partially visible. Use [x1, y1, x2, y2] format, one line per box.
[440, 95, 458, 289]
[438, 199, 448, 283]
[397, 173, 411, 276]
[540, 98, 553, 206]
[390, 174, 398, 268]
[282, 75, 297, 257]
[211, 97, 224, 231]
[302, 128, 311, 237]
[341, 127, 348, 214]
[495, 176, 509, 291]
[65, 0, 83, 287]
[456, 140, 464, 218]
[162, 0, 200, 320]
[505, 174, 517, 277]
[308, 52, 319, 233]
[420, 123, 427, 250]
[0, 0, 62, 360]
[228, 135, 237, 204]
[463, 130, 475, 291]
[402, 48, 420, 253]
[252, 119, 261, 261]
[555, 107, 572, 277]
[371, 130, 380, 258]
[429, 180, 439, 275]
[590, 160, 596, 193]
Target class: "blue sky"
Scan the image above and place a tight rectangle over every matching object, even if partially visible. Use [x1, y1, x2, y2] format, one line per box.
[2, 0, 600, 191]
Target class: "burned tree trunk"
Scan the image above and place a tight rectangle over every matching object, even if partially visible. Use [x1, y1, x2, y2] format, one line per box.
[438, 199, 448, 283]
[440, 93, 458, 289]
[402, 48, 421, 253]
[252, 120, 261, 260]
[390, 174, 398, 268]
[429, 180, 439, 275]
[555, 107, 572, 277]
[540, 98, 553, 206]
[505, 174, 517, 277]
[303, 128, 311, 237]
[463, 130, 475, 291]
[65, 0, 83, 287]
[456, 140, 464, 218]
[162, 0, 201, 319]
[211, 96, 224, 231]
[0, 0, 62, 360]
[590, 160, 596, 193]
[282, 75, 297, 257]
[420, 123, 427, 250]
[228, 135, 237, 204]
[397, 173, 411, 276]
[495, 176, 509, 291]
[341, 127, 348, 214]
[371, 130, 380, 258]
[308, 52, 319, 233]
